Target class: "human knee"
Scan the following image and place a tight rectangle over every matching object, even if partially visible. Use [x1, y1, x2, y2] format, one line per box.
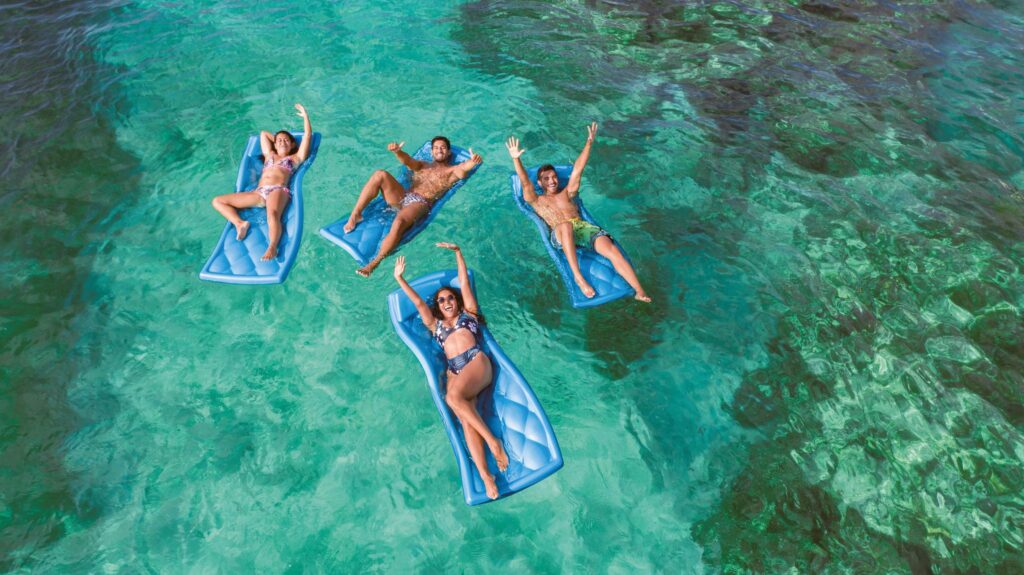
[596, 236, 619, 256]
[373, 169, 389, 181]
[393, 215, 413, 230]
[444, 388, 462, 409]
[211, 196, 223, 208]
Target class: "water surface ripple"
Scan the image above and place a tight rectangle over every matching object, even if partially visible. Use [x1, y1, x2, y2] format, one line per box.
[2, 0, 1024, 572]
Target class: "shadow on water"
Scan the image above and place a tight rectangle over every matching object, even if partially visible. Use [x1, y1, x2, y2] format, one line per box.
[455, 0, 1024, 572]
[0, 1, 139, 569]
[455, 0, 771, 535]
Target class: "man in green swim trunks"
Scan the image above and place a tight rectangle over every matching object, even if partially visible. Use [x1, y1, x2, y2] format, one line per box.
[506, 122, 651, 302]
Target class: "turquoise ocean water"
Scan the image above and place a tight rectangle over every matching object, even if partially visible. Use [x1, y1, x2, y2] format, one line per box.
[3, 1, 1024, 572]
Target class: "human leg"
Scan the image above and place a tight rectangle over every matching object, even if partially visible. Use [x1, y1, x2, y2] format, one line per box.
[553, 222, 595, 298]
[443, 355, 509, 471]
[211, 191, 262, 240]
[593, 235, 650, 302]
[356, 204, 427, 277]
[261, 188, 291, 261]
[344, 169, 406, 233]
[459, 420, 499, 499]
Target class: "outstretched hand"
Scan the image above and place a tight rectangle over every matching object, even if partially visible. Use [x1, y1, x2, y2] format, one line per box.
[436, 242, 460, 252]
[295, 103, 308, 119]
[505, 137, 525, 159]
[393, 255, 406, 280]
[387, 141, 405, 153]
[586, 121, 598, 143]
[468, 148, 482, 164]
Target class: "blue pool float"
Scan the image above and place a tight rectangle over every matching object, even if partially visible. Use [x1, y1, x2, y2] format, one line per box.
[200, 132, 321, 285]
[510, 165, 635, 308]
[387, 269, 563, 506]
[320, 141, 480, 266]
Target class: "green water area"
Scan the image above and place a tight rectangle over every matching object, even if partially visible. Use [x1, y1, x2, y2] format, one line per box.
[3, 1, 1024, 572]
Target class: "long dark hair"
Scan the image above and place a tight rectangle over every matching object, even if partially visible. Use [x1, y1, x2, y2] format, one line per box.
[259, 131, 298, 163]
[430, 287, 485, 324]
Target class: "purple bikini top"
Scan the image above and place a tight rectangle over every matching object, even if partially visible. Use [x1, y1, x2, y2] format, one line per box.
[263, 156, 295, 173]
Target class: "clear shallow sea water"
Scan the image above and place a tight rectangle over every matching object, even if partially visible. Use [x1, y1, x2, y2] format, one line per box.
[2, 0, 1024, 572]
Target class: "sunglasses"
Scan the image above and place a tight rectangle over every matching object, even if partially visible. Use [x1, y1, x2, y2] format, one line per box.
[436, 294, 457, 304]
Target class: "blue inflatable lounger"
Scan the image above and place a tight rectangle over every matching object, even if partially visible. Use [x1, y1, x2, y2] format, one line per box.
[320, 141, 480, 266]
[510, 165, 635, 308]
[199, 132, 321, 285]
[387, 269, 563, 506]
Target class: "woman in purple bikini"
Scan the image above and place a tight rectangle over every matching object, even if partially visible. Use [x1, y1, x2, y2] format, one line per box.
[211, 103, 313, 261]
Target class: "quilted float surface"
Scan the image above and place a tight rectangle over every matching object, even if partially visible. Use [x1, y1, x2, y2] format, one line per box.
[387, 269, 562, 506]
[199, 132, 321, 285]
[510, 165, 634, 308]
[320, 141, 479, 266]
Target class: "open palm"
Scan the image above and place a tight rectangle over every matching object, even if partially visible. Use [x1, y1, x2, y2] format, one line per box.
[505, 137, 525, 159]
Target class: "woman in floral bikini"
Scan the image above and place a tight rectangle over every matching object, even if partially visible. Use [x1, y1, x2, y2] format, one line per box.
[211, 103, 313, 261]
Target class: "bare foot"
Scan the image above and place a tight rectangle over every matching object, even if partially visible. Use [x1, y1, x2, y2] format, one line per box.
[482, 473, 499, 500]
[235, 221, 250, 241]
[261, 246, 278, 261]
[356, 262, 377, 278]
[635, 291, 652, 303]
[343, 214, 362, 234]
[489, 439, 509, 472]
[574, 275, 596, 298]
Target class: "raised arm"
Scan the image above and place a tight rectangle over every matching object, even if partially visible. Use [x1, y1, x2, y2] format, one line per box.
[437, 242, 479, 316]
[393, 256, 436, 331]
[506, 136, 537, 203]
[566, 121, 597, 198]
[388, 141, 426, 171]
[451, 148, 482, 180]
[294, 104, 313, 163]
[260, 130, 274, 158]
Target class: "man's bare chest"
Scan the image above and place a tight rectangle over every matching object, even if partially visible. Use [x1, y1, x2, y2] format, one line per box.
[537, 195, 575, 211]
[412, 167, 454, 188]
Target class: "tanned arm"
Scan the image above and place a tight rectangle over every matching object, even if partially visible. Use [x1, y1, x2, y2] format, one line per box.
[394, 256, 436, 332]
[451, 148, 482, 180]
[437, 242, 479, 316]
[388, 141, 426, 171]
[294, 103, 312, 163]
[506, 136, 537, 203]
[260, 130, 274, 158]
[566, 121, 597, 199]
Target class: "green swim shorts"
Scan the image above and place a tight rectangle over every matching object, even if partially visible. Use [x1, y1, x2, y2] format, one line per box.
[550, 218, 610, 250]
